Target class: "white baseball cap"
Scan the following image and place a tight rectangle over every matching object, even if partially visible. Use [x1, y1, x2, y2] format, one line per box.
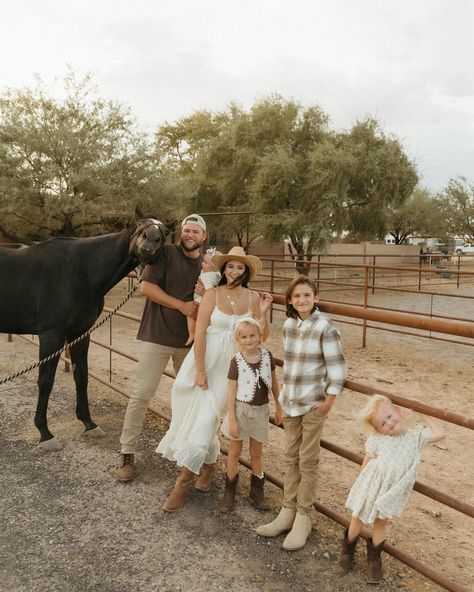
[181, 214, 206, 232]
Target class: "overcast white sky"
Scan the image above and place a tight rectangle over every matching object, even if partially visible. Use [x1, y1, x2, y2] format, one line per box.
[1, 0, 473, 191]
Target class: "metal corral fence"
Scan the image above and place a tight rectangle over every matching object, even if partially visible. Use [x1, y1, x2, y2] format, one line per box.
[7, 277, 474, 592]
[253, 255, 474, 348]
[19, 283, 468, 592]
[252, 252, 474, 293]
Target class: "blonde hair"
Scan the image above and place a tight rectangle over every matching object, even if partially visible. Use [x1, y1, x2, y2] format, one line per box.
[234, 317, 263, 341]
[357, 394, 394, 434]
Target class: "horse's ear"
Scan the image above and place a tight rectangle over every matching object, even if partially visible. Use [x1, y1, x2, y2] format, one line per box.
[165, 219, 178, 233]
[134, 205, 145, 220]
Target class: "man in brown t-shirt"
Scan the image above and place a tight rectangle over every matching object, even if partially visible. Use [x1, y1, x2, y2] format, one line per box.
[116, 214, 207, 482]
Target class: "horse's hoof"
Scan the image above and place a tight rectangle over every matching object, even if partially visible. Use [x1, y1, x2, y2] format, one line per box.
[37, 437, 63, 452]
[83, 426, 106, 438]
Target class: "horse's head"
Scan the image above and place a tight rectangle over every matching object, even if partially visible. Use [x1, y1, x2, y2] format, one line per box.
[129, 218, 169, 264]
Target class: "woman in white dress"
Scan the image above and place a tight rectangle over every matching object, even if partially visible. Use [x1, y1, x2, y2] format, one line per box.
[157, 246, 274, 512]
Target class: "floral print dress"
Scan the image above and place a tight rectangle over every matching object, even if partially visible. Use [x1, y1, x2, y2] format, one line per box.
[345, 426, 431, 525]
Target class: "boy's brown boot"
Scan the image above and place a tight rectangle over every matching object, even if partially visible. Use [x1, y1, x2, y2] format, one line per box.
[194, 463, 217, 492]
[367, 538, 384, 584]
[249, 474, 270, 510]
[116, 453, 135, 482]
[163, 468, 196, 512]
[219, 474, 239, 512]
[338, 529, 359, 572]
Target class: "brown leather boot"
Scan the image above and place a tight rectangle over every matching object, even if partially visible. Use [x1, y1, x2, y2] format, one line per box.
[116, 453, 135, 482]
[249, 474, 270, 510]
[194, 463, 217, 492]
[163, 468, 197, 512]
[367, 538, 384, 584]
[338, 529, 359, 572]
[219, 474, 239, 512]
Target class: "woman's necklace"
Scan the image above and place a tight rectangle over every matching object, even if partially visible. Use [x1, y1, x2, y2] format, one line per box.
[225, 287, 243, 308]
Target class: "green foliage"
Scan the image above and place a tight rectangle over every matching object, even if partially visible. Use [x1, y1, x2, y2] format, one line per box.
[335, 119, 419, 240]
[0, 71, 184, 242]
[0, 77, 420, 252]
[155, 97, 418, 257]
[385, 187, 444, 244]
[436, 177, 474, 241]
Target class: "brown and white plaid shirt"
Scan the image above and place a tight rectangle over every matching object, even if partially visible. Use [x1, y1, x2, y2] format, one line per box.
[280, 309, 347, 417]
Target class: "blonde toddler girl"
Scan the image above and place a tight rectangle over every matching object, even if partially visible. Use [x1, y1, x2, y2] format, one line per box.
[339, 394, 446, 584]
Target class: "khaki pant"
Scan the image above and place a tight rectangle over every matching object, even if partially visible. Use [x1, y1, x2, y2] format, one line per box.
[282, 407, 326, 515]
[120, 341, 189, 454]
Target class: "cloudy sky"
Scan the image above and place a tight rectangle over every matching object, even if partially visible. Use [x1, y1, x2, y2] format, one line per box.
[1, 0, 473, 191]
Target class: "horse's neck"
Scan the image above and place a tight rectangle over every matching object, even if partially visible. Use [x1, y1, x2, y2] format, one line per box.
[77, 230, 135, 296]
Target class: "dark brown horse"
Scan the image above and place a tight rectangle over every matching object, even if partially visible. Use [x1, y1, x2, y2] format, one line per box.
[0, 218, 168, 450]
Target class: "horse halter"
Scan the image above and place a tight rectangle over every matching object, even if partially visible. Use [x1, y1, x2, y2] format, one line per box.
[129, 218, 168, 263]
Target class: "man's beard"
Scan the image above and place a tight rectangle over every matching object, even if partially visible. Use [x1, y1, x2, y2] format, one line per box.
[180, 238, 203, 252]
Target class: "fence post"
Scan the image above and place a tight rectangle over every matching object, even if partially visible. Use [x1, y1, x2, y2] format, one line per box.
[8, 333, 13, 342]
[362, 266, 369, 348]
[371, 256, 376, 295]
[418, 257, 422, 291]
[270, 260, 274, 323]
[317, 254, 321, 293]
[457, 256, 461, 289]
[109, 314, 113, 382]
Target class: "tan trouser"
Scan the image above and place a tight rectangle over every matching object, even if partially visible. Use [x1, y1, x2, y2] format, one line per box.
[120, 341, 189, 454]
[282, 407, 326, 515]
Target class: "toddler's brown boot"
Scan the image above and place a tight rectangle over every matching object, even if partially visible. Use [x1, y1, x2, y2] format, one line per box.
[367, 538, 384, 584]
[338, 528, 359, 572]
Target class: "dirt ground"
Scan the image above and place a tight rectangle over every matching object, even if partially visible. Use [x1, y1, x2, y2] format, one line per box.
[0, 278, 473, 592]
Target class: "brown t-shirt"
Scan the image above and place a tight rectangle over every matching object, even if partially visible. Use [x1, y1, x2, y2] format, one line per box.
[137, 244, 203, 348]
[227, 351, 276, 406]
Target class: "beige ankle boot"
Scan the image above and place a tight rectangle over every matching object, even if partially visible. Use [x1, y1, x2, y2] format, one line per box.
[163, 468, 196, 512]
[281, 512, 312, 550]
[255, 507, 296, 537]
[194, 463, 217, 492]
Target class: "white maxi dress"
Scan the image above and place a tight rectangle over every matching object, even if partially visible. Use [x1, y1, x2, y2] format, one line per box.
[156, 292, 253, 474]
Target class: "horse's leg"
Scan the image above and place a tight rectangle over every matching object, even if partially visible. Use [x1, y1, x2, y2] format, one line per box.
[34, 332, 64, 450]
[69, 336, 104, 437]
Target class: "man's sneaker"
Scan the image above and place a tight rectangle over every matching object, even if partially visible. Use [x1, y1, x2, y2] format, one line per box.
[116, 453, 136, 482]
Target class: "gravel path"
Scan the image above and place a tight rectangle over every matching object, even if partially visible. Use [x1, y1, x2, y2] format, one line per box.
[0, 368, 422, 592]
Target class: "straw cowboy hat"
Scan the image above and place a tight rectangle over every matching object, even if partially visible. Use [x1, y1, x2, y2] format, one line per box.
[212, 246, 262, 280]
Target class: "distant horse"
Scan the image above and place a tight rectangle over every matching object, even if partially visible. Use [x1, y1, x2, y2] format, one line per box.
[0, 218, 168, 450]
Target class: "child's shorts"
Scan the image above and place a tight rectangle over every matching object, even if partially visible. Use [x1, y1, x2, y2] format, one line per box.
[221, 401, 270, 443]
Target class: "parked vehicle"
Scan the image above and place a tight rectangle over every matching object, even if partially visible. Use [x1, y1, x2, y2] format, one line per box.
[455, 244, 474, 255]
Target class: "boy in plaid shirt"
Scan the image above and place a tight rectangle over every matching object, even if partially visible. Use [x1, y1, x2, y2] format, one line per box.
[256, 275, 346, 550]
